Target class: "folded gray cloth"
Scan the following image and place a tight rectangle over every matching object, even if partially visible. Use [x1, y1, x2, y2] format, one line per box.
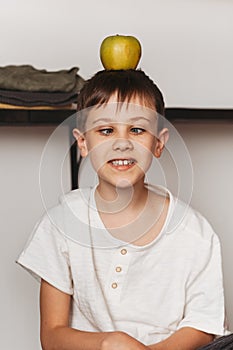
[197, 334, 233, 350]
[0, 65, 84, 92]
[0, 89, 78, 106]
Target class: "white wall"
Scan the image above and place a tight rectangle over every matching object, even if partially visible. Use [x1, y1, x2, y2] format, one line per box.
[1, 0, 233, 107]
[0, 127, 71, 349]
[1, 1, 233, 349]
[173, 121, 233, 332]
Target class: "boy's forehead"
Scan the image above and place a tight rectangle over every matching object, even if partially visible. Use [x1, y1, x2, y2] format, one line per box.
[86, 102, 157, 127]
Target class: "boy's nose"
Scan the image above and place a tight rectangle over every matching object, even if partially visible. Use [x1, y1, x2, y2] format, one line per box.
[112, 138, 134, 152]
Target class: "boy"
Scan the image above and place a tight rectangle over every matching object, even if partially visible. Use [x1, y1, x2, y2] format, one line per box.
[17, 69, 229, 350]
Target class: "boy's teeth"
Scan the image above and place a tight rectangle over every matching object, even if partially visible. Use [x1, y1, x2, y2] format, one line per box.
[111, 159, 134, 166]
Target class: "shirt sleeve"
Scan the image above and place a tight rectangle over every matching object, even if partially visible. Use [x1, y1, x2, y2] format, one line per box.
[177, 220, 229, 336]
[16, 208, 73, 295]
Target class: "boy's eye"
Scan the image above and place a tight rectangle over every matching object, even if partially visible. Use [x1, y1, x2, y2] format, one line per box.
[98, 128, 113, 135]
[130, 127, 145, 134]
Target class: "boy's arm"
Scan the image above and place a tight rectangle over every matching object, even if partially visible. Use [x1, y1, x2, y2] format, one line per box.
[148, 328, 214, 350]
[40, 279, 148, 350]
[40, 280, 213, 350]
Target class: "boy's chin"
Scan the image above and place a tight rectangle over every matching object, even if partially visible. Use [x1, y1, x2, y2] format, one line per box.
[114, 178, 145, 190]
[115, 179, 134, 189]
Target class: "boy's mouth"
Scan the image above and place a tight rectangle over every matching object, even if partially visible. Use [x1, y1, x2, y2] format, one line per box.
[109, 159, 135, 165]
[108, 158, 136, 168]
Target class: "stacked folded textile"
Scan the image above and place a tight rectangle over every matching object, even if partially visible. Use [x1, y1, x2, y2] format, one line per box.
[0, 65, 85, 108]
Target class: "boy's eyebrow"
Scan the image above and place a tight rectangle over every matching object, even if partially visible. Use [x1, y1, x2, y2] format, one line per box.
[92, 118, 112, 124]
[92, 116, 153, 124]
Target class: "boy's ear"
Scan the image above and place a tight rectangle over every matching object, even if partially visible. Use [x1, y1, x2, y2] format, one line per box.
[154, 128, 169, 158]
[73, 128, 88, 157]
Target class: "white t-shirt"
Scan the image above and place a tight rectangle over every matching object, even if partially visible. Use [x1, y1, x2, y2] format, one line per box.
[17, 185, 229, 345]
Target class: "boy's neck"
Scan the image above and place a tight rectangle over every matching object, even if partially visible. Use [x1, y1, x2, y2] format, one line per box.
[94, 180, 169, 245]
[95, 180, 148, 215]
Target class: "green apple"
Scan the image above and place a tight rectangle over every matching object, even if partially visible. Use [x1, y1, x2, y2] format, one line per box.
[100, 34, 142, 70]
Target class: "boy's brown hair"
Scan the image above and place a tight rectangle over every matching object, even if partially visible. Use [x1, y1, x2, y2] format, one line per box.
[77, 69, 164, 113]
[76, 69, 165, 131]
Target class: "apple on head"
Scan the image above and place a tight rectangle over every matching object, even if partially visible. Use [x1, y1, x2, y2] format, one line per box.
[100, 34, 142, 70]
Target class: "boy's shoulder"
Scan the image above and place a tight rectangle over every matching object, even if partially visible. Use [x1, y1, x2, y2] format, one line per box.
[59, 187, 92, 206]
[45, 187, 92, 224]
[44, 187, 93, 245]
[168, 196, 219, 245]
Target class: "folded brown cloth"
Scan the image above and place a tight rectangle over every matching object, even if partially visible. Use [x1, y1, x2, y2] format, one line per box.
[0, 89, 78, 107]
[0, 102, 75, 110]
[0, 65, 84, 92]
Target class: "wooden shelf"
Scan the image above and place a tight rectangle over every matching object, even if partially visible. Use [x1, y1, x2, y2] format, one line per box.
[165, 108, 233, 121]
[0, 108, 75, 125]
[0, 108, 232, 126]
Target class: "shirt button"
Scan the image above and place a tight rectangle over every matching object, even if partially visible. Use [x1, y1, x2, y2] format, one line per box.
[115, 266, 122, 272]
[111, 282, 118, 289]
[120, 248, 127, 255]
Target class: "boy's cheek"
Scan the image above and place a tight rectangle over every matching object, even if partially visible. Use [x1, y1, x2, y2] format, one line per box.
[88, 137, 114, 152]
[86, 144, 110, 169]
[89, 153, 107, 175]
